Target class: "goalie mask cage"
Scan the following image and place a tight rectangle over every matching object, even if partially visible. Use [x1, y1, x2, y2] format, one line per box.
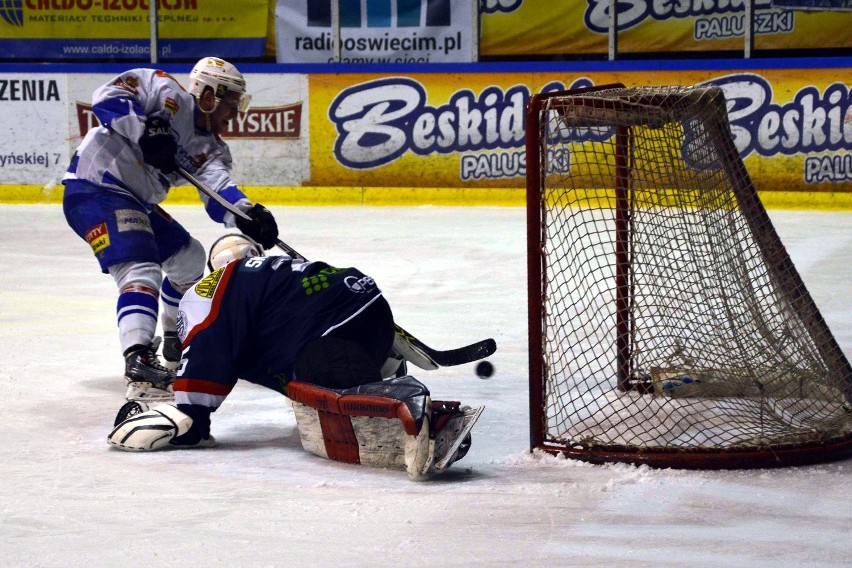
[526, 84, 852, 469]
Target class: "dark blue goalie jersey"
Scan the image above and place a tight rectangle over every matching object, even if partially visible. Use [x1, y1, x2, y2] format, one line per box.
[175, 255, 384, 399]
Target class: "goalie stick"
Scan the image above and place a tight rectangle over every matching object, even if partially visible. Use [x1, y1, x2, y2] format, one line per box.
[393, 325, 496, 369]
[176, 167, 496, 369]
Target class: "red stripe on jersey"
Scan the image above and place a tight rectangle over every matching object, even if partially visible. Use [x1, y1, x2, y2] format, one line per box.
[182, 261, 236, 347]
[173, 378, 234, 397]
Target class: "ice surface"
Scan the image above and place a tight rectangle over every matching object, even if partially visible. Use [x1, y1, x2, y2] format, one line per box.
[0, 205, 849, 567]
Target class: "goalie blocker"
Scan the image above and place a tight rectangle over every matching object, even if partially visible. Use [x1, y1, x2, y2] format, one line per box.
[108, 376, 483, 481]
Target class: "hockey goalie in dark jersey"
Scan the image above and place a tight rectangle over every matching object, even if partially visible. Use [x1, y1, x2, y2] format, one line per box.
[108, 234, 485, 480]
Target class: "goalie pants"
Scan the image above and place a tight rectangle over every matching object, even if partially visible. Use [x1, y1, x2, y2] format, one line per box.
[293, 295, 395, 390]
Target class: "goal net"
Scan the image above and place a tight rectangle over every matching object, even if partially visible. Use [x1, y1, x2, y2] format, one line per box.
[526, 84, 852, 468]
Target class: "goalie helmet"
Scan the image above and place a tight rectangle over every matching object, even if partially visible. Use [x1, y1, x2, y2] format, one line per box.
[207, 233, 264, 271]
[188, 57, 251, 113]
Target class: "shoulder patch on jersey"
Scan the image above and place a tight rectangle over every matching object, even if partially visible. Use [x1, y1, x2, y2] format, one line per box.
[164, 97, 179, 114]
[194, 268, 224, 299]
[112, 75, 138, 94]
[154, 70, 185, 91]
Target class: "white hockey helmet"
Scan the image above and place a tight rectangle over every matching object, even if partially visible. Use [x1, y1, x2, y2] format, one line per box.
[207, 233, 264, 271]
[188, 57, 251, 113]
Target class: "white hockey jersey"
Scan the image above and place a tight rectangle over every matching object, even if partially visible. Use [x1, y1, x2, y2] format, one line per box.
[63, 68, 249, 224]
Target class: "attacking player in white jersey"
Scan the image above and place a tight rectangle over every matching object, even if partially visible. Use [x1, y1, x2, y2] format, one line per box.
[62, 57, 280, 404]
[107, 234, 485, 481]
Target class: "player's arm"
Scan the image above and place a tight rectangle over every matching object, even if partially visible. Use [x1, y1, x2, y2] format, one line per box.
[107, 263, 243, 451]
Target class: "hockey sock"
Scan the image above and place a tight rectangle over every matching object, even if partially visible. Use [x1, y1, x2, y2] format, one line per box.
[117, 284, 159, 353]
[159, 277, 185, 333]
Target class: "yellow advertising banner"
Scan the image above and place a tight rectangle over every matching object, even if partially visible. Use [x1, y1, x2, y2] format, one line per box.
[480, 1, 606, 56]
[0, 0, 267, 59]
[308, 66, 852, 193]
[618, 9, 852, 52]
[480, 0, 852, 56]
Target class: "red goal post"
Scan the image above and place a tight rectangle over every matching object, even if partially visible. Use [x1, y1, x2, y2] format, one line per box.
[525, 84, 852, 469]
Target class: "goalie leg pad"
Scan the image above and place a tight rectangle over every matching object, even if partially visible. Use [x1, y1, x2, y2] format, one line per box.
[288, 377, 431, 470]
[290, 402, 413, 469]
[288, 377, 482, 479]
[108, 404, 193, 452]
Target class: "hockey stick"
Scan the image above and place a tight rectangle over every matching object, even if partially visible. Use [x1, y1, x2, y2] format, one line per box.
[176, 167, 496, 368]
[393, 325, 496, 369]
[176, 167, 306, 260]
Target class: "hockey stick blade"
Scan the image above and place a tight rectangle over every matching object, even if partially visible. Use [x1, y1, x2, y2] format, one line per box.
[394, 324, 496, 368]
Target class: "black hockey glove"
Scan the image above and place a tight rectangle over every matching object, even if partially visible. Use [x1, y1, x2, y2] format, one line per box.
[138, 116, 178, 174]
[236, 203, 279, 249]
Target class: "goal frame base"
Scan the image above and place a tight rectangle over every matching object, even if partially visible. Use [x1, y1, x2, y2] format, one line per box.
[537, 435, 852, 470]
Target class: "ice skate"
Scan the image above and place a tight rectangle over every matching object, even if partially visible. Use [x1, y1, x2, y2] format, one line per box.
[124, 339, 176, 402]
